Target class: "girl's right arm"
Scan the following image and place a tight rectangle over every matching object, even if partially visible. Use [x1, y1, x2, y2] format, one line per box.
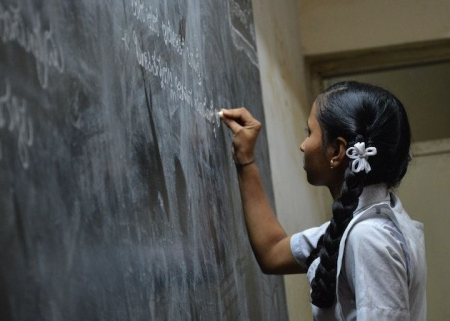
[221, 108, 305, 274]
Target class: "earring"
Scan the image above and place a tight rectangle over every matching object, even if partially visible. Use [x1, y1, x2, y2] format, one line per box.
[330, 159, 334, 169]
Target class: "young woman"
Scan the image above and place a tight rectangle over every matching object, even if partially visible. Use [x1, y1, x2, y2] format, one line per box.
[220, 81, 426, 321]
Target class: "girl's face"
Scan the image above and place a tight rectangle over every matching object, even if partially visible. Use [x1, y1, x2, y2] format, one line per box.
[300, 103, 333, 186]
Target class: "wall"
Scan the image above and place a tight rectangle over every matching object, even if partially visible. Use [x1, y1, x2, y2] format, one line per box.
[397, 140, 450, 321]
[254, 1, 450, 320]
[325, 61, 450, 142]
[299, 0, 450, 55]
[325, 65, 450, 321]
[298, 1, 450, 320]
[252, 1, 331, 320]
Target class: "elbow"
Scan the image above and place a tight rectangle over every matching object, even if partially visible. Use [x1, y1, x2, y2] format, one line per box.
[254, 253, 275, 274]
[259, 261, 304, 275]
[259, 264, 273, 275]
[260, 266, 277, 275]
[253, 238, 292, 275]
[257, 258, 282, 275]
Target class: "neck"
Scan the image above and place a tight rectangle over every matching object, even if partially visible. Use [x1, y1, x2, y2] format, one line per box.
[328, 179, 344, 200]
[329, 183, 342, 200]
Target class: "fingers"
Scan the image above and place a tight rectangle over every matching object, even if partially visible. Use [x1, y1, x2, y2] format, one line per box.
[221, 108, 254, 126]
[220, 107, 262, 165]
[220, 107, 261, 133]
[221, 114, 242, 134]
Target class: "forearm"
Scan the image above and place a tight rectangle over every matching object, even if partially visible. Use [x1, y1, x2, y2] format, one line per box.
[220, 107, 303, 274]
[237, 163, 303, 274]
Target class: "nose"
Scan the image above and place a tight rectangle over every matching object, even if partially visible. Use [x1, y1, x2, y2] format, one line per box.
[300, 140, 305, 152]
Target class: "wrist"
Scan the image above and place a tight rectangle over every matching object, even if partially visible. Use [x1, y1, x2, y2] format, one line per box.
[233, 151, 255, 166]
[235, 159, 255, 168]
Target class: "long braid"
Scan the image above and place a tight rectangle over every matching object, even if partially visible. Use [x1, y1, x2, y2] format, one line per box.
[309, 135, 368, 308]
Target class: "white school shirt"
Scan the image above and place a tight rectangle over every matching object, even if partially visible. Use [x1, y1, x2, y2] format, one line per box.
[290, 184, 427, 321]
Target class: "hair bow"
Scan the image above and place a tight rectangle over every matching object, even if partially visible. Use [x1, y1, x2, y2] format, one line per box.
[346, 142, 377, 173]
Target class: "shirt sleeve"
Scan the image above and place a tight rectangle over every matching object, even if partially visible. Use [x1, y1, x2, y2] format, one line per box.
[343, 218, 410, 321]
[290, 221, 329, 270]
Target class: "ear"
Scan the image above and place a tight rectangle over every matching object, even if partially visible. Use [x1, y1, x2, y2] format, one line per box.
[329, 137, 347, 169]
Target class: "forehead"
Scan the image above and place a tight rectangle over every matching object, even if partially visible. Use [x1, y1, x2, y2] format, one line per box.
[308, 103, 319, 126]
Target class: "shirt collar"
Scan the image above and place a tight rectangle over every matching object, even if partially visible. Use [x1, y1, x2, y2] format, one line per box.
[353, 183, 390, 216]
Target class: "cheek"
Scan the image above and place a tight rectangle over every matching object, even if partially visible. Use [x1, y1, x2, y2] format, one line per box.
[303, 147, 329, 185]
[303, 152, 318, 179]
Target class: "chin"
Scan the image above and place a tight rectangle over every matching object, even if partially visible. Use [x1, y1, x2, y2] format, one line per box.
[305, 174, 315, 185]
[306, 174, 325, 187]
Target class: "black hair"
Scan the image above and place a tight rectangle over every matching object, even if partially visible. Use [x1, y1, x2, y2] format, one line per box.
[307, 81, 412, 308]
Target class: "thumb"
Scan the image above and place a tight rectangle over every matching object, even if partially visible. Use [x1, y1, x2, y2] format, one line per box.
[220, 111, 242, 133]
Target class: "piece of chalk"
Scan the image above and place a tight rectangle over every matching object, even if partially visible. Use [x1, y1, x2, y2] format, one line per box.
[218, 110, 224, 118]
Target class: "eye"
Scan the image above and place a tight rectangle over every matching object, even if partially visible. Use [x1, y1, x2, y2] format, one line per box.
[304, 127, 310, 137]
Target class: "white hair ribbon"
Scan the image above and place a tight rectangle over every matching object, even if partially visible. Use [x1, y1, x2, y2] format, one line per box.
[346, 142, 377, 173]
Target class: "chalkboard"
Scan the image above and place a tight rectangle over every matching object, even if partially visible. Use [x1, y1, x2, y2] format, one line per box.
[0, 0, 288, 320]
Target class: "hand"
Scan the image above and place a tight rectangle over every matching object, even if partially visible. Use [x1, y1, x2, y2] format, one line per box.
[220, 108, 262, 165]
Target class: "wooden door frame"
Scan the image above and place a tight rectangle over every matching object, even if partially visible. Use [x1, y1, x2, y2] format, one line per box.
[304, 39, 450, 106]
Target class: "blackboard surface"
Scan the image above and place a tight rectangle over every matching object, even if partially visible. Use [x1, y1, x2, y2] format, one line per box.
[0, 1, 288, 320]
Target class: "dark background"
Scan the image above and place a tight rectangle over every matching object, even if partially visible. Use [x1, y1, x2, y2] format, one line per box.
[0, 0, 288, 320]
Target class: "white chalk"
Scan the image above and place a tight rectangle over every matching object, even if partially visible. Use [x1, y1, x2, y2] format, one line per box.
[218, 110, 224, 118]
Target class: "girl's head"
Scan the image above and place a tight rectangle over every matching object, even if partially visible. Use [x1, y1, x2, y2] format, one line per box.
[304, 81, 412, 308]
[315, 81, 411, 189]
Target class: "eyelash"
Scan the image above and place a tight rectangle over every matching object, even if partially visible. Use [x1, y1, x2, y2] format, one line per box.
[304, 127, 310, 136]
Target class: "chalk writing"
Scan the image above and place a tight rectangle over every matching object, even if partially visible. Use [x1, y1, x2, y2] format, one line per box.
[128, 1, 223, 135]
[134, 32, 173, 90]
[161, 19, 202, 86]
[127, 2, 219, 129]
[228, 0, 258, 67]
[0, 4, 64, 89]
[131, 0, 160, 36]
[161, 19, 184, 55]
[129, 3, 203, 80]
[0, 80, 34, 169]
[130, 1, 201, 83]
[133, 33, 220, 134]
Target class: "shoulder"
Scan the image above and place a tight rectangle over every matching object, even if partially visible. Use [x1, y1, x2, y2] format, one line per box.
[340, 213, 411, 316]
[344, 214, 409, 272]
[346, 212, 404, 248]
[347, 211, 403, 244]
